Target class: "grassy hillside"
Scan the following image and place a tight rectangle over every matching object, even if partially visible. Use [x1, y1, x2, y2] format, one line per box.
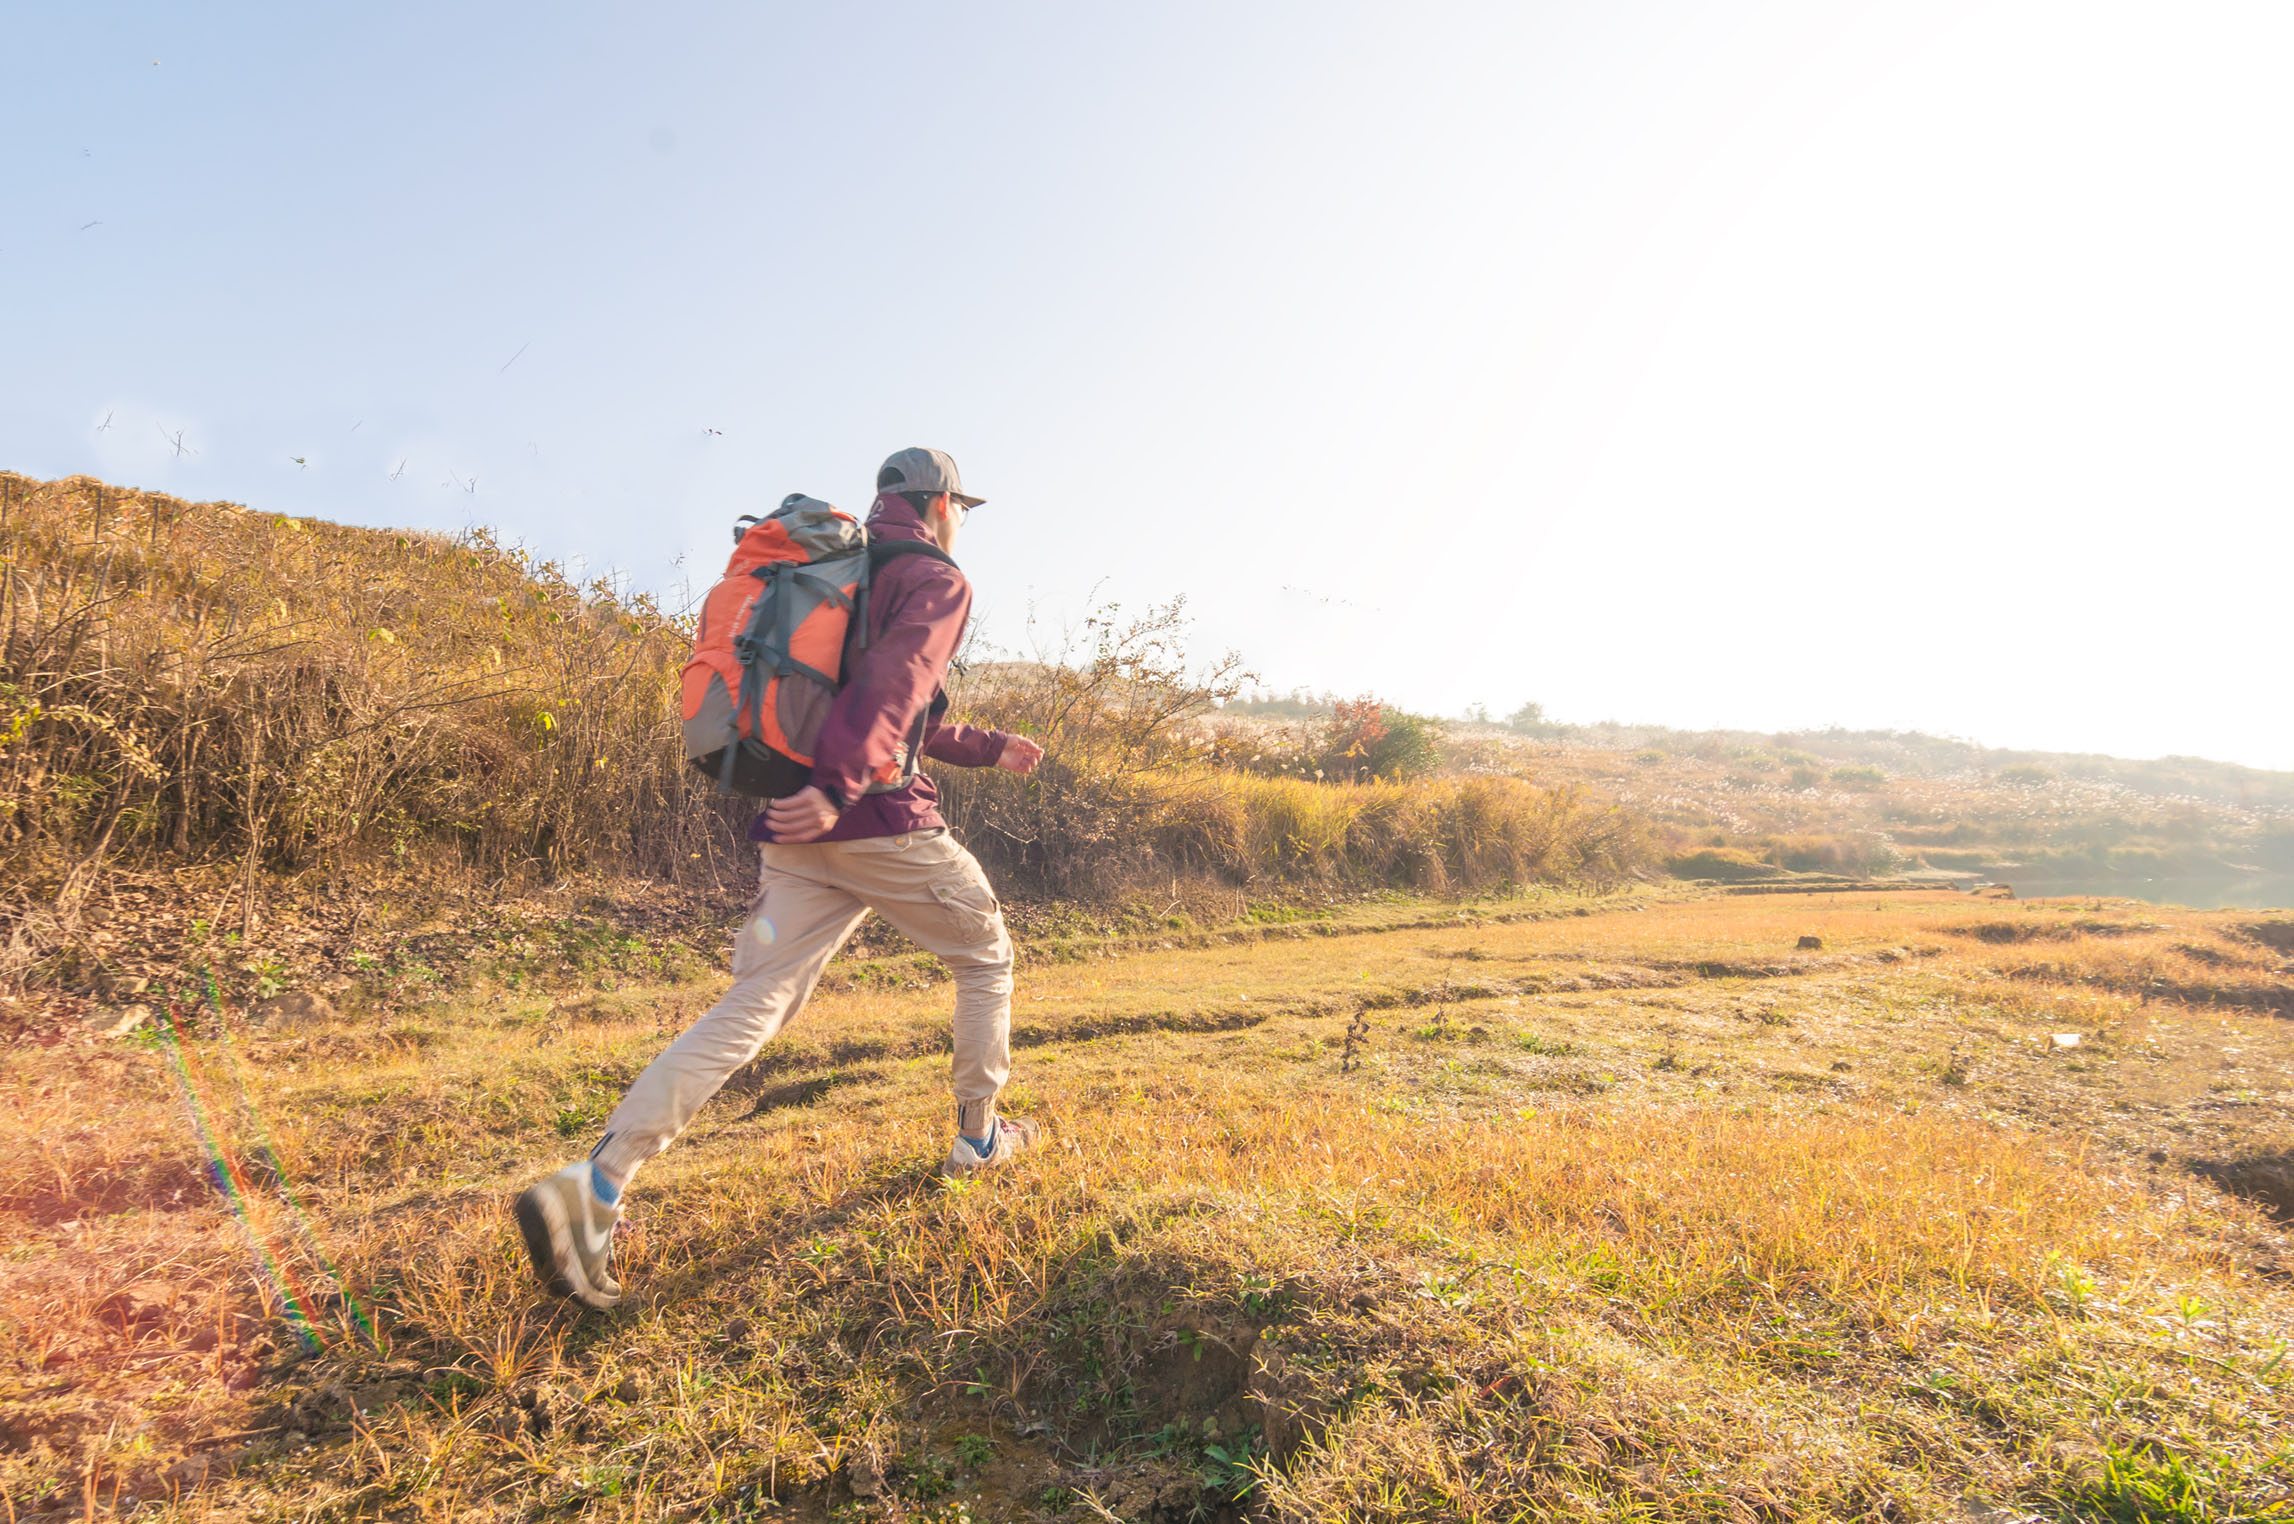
[5, 891, 2290, 1520]
[0, 473, 1646, 1015]
[0, 470, 747, 1009]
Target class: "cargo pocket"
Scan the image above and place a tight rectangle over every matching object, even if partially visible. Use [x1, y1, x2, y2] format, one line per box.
[929, 873, 1003, 949]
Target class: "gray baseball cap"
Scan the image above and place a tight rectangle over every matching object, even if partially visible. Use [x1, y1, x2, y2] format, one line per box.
[876, 446, 984, 508]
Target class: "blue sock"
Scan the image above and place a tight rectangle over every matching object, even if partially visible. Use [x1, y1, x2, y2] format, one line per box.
[588, 1160, 623, 1206]
[961, 1131, 995, 1160]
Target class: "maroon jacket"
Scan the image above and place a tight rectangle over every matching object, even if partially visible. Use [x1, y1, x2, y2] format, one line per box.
[748, 494, 1013, 844]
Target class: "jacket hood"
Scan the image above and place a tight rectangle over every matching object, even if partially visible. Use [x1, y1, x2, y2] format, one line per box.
[866, 492, 937, 546]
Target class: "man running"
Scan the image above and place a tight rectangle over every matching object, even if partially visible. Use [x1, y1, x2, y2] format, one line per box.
[516, 447, 1044, 1309]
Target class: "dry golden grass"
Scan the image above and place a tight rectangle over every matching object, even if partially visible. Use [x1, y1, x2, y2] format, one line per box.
[5, 889, 2290, 1521]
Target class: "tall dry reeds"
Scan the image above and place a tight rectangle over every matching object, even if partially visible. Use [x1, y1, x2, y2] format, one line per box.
[944, 765, 1647, 898]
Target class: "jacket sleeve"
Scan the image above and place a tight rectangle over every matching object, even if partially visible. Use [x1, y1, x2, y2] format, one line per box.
[922, 721, 1011, 769]
[809, 559, 971, 808]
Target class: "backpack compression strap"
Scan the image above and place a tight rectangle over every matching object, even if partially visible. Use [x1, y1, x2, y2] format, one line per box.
[728, 559, 861, 790]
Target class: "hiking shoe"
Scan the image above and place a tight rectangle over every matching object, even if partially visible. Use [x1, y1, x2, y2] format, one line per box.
[514, 1163, 622, 1309]
[940, 1116, 1041, 1178]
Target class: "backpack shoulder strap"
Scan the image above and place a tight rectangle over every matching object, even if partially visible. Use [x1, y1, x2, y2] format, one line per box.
[851, 537, 958, 654]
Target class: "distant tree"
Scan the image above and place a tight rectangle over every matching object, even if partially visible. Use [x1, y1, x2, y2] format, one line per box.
[1507, 701, 1546, 731]
[1321, 696, 1441, 780]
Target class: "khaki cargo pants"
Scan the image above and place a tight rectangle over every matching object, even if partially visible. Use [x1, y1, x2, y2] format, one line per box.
[591, 828, 1011, 1186]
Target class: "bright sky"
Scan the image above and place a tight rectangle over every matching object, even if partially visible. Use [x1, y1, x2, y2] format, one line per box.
[7, 3, 2290, 769]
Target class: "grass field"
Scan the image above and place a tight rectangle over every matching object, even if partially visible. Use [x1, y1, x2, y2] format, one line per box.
[6, 887, 2291, 1522]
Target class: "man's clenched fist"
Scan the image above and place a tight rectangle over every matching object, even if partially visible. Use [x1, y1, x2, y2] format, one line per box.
[996, 736, 1045, 775]
[763, 785, 841, 842]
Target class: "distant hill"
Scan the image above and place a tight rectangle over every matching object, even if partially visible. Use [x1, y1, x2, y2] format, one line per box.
[1453, 722, 2291, 907]
[1224, 702, 2294, 907]
[1231, 695, 2294, 810]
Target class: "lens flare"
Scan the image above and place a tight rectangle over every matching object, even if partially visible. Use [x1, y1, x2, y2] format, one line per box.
[201, 978, 376, 1346]
[150, 973, 374, 1352]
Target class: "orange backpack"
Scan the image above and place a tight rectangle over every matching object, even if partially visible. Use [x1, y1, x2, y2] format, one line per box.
[680, 495, 872, 798]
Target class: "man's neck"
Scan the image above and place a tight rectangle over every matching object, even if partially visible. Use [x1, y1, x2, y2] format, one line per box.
[868, 493, 959, 557]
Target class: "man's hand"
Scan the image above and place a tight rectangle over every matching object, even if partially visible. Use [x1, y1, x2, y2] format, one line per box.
[763, 785, 841, 842]
[996, 736, 1045, 776]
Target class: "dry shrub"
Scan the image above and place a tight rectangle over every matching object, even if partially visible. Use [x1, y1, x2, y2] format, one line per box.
[1664, 845, 1782, 881]
[1765, 832, 1874, 875]
[1317, 695, 1441, 781]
